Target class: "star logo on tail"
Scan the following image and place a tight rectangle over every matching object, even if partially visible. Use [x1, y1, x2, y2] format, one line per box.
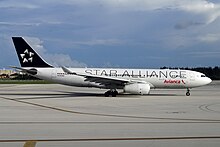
[20, 49, 34, 63]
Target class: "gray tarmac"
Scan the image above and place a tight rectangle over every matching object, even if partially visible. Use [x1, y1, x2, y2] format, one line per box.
[0, 81, 220, 147]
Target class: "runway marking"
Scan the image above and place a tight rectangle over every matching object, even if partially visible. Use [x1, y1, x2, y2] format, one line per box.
[0, 136, 220, 143]
[0, 121, 220, 124]
[199, 103, 220, 113]
[1, 96, 220, 122]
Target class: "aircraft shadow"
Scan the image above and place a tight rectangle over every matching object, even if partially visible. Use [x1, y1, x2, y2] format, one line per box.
[0, 91, 181, 100]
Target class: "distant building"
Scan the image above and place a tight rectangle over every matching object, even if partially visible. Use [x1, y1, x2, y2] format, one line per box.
[0, 69, 17, 79]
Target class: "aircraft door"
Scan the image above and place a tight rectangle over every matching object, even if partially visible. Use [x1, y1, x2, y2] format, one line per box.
[51, 69, 57, 79]
[189, 72, 195, 81]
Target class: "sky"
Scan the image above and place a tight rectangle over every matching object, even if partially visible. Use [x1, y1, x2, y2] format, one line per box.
[1, 0, 220, 68]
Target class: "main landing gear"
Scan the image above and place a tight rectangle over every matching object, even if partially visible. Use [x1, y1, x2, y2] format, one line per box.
[186, 88, 190, 96]
[104, 89, 118, 97]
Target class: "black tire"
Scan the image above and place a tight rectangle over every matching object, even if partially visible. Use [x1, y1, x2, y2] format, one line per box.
[105, 91, 110, 97]
[186, 92, 190, 96]
[112, 91, 117, 97]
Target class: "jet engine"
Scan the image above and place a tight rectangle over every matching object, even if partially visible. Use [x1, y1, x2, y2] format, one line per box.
[124, 83, 150, 95]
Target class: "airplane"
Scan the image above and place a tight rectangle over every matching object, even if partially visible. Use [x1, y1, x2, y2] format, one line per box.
[11, 37, 212, 97]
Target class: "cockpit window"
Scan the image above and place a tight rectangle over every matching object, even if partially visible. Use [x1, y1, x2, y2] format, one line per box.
[201, 75, 206, 77]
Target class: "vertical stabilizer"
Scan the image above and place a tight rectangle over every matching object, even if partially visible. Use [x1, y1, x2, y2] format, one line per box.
[12, 37, 53, 67]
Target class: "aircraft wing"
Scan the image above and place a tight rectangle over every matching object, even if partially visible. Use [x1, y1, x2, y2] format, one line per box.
[83, 74, 130, 86]
[61, 66, 147, 87]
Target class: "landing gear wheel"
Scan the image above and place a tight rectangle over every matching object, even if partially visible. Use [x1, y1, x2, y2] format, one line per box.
[186, 92, 190, 96]
[104, 90, 118, 97]
[112, 91, 118, 97]
[186, 88, 190, 96]
[104, 91, 111, 97]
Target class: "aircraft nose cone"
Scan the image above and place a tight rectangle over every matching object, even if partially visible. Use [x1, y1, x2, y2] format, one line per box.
[207, 77, 212, 84]
[203, 77, 212, 85]
[199, 77, 212, 87]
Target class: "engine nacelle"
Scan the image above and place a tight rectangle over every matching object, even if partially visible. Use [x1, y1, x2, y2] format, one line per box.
[124, 83, 150, 95]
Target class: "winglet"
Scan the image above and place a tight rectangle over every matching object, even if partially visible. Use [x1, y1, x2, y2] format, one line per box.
[61, 66, 76, 75]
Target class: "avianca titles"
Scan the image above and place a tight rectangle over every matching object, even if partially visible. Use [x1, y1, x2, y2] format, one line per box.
[11, 37, 212, 97]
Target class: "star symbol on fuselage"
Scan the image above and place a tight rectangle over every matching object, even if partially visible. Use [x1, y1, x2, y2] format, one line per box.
[20, 49, 34, 63]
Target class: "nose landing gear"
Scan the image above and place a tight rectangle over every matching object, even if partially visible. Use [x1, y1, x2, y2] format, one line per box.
[186, 88, 190, 96]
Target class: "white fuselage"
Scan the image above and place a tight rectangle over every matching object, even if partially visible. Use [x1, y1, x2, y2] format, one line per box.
[32, 68, 212, 89]
[11, 37, 212, 96]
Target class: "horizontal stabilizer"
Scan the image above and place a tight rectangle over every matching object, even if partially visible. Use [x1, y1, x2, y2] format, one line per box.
[10, 66, 37, 75]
